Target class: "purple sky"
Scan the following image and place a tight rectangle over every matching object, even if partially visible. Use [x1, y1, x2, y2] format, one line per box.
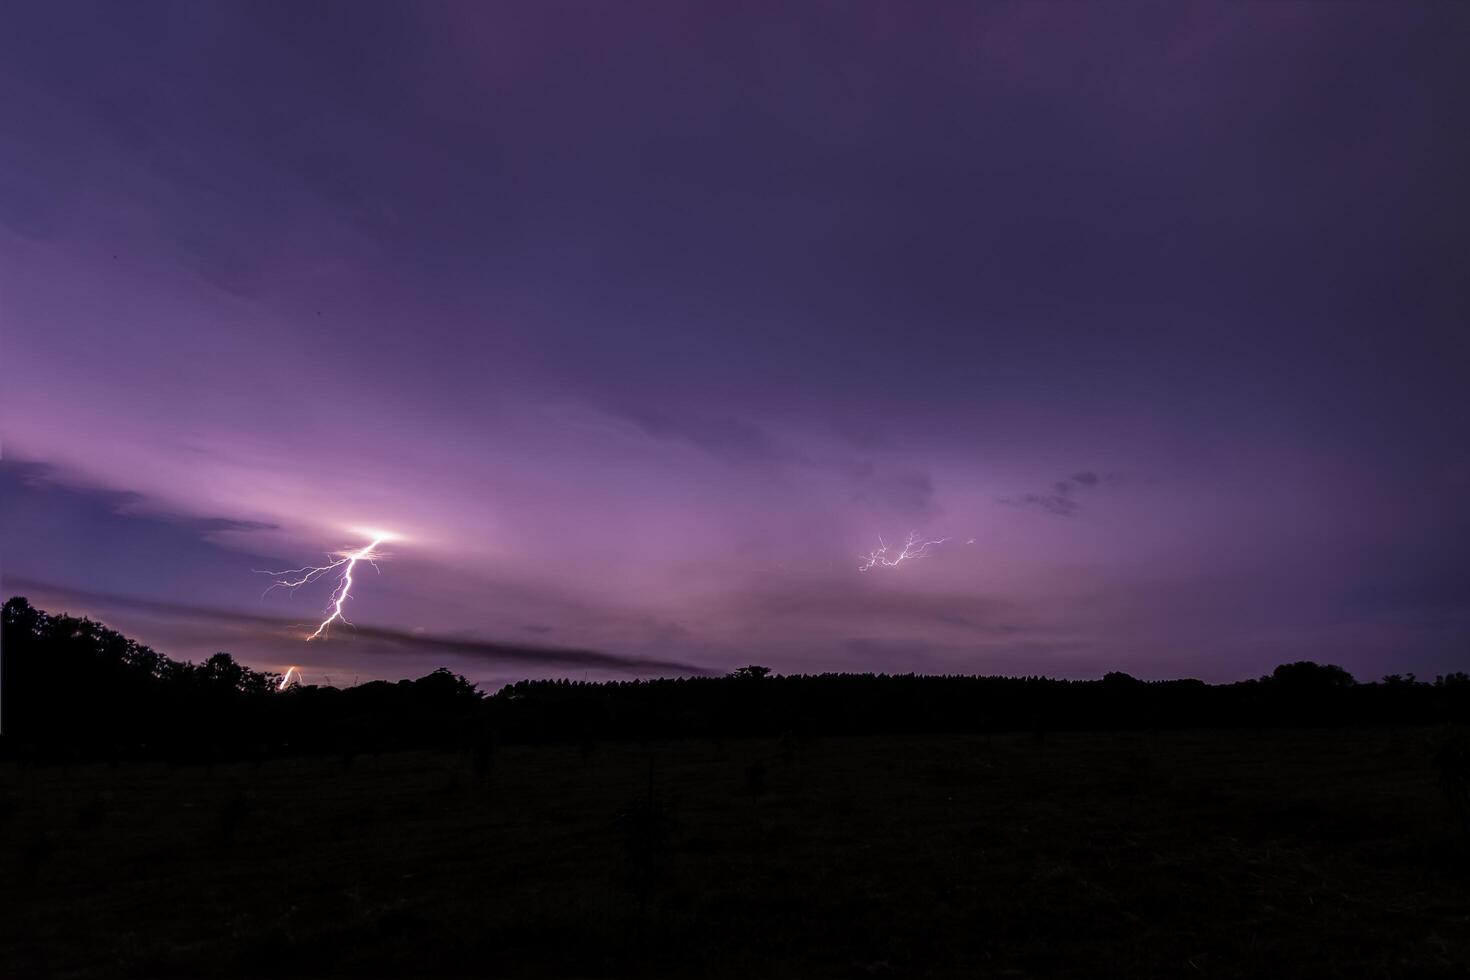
[3, 2, 1468, 687]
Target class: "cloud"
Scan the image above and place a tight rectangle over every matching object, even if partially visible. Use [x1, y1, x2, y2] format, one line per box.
[7, 580, 714, 676]
[611, 404, 937, 514]
[613, 404, 786, 466]
[1001, 470, 1107, 517]
[850, 468, 936, 516]
[1011, 491, 1080, 516]
[722, 573, 1027, 636]
[3, 458, 279, 536]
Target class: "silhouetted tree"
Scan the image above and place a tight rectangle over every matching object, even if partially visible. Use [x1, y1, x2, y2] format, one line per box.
[4, 598, 1469, 764]
[1269, 661, 1356, 689]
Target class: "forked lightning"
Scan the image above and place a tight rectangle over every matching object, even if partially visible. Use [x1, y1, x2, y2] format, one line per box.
[859, 531, 949, 571]
[259, 531, 394, 640]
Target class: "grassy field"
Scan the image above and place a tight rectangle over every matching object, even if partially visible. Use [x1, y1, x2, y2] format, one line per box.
[3, 729, 1469, 978]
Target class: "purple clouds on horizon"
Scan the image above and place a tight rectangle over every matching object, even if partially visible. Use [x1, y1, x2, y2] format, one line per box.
[2, 2, 1466, 684]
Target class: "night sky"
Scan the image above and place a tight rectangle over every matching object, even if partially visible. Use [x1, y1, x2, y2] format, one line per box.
[3, 2, 1467, 687]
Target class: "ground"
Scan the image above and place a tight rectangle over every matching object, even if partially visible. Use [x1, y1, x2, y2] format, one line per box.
[3, 729, 1468, 977]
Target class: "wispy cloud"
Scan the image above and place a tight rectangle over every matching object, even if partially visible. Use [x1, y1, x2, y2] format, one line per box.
[1000, 470, 1106, 517]
[611, 404, 938, 515]
[7, 580, 714, 676]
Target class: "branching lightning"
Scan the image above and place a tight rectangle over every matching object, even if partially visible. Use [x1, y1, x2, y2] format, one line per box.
[859, 531, 949, 571]
[258, 531, 394, 641]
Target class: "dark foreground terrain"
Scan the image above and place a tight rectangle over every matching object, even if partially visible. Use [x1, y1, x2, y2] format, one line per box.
[3, 728, 1469, 978]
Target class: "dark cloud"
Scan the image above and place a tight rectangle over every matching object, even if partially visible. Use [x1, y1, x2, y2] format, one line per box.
[614, 404, 937, 515]
[3, 458, 277, 535]
[1, 463, 245, 583]
[7, 580, 712, 676]
[1001, 470, 1106, 517]
[615, 404, 785, 466]
[1009, 492, 1080, 517]
[725, 574, 1027, 636]
[0, 459, 287, 611]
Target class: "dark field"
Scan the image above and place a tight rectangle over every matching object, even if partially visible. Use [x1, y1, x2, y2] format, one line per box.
[4, 729, 1469, 978]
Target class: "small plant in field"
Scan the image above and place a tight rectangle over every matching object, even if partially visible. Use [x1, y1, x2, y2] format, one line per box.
[1432, 726, 1470, 837]
[216, 791, 254, 847]
[746, 761, 768, 801]
[616, 758, 675, 911]
[777, 730, 798, 766]
[471, 724, 496, 786]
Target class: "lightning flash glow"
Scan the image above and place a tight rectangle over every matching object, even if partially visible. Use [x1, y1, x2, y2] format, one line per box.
[859, 531, 949, 571]
[277, 665, 302, 690]
[259, 531, 395, 640]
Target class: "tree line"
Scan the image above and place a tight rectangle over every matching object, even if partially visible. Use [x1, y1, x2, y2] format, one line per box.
[3, 596, 1467, 763]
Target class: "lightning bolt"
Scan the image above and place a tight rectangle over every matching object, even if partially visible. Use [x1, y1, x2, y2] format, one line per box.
[277, 665, 302, 690]
[258, 531, 393, 641]
[859, 530, 949, 571]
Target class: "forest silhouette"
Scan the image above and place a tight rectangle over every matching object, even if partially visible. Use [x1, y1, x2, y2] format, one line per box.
[5, 596, 1467, 762]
